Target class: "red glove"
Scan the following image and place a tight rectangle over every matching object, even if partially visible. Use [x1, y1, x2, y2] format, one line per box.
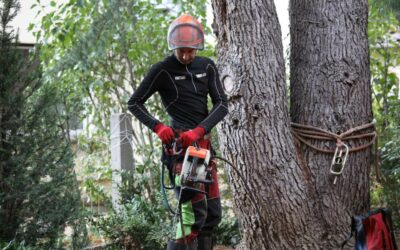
[179, 126, 206, 148]
[153, 123, 174, 145]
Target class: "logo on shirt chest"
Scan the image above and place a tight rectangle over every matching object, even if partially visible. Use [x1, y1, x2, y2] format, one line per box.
[174, 75, 186, 80]
[195, 73, 207, 78]
[174, 72, 207, 81]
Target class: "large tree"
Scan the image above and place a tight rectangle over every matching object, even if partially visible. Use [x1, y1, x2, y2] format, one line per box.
[211, 0, 372, 249]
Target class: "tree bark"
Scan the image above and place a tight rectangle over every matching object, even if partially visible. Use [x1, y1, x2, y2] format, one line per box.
[212, 0, 372, 249]
[290, 0, 372, 245]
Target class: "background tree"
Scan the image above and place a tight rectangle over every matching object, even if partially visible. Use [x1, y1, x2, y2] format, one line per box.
[212, 0, 372, 248]
[370, 0, 400, 21]
[0, 0, 86, 248]
[35, 0, 212, 204]
[35, 0, 235, 248]
[369, 0, 400, 131]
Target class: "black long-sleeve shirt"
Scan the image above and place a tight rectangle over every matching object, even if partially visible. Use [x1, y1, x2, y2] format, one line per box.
[127, 55, 228, 134]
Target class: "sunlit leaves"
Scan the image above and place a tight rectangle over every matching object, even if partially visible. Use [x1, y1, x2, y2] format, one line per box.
[35, 2, 210, 240]
[368, 0, 400, 229]
[369, 0, 400, 135]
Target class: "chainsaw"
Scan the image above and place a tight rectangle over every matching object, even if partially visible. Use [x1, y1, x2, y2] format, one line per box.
[179, 145, 213, 193]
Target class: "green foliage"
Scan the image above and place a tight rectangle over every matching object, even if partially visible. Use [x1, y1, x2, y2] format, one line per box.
[89, 139, 240, 249]
[379, 130, 400, 228]
[91, 153, 173, 250]
[33, 0, 212, 206]
[33, 0, 241, 247]
[369, 0, 400, 230]
[0, 241, 37, 250]
[93, 196, 172, 250]
[369, 0, 400, 135]
[370, 0, 400, 21]
[0, 0, 87, 248]
[214, 213, 241, 247]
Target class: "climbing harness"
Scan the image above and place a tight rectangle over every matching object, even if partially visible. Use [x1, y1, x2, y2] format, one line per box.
[291, 121, 377, 184]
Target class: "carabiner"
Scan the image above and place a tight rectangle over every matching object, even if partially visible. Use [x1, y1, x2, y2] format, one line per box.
[172, 141, 183, 155]
[330, 143, 349, 184]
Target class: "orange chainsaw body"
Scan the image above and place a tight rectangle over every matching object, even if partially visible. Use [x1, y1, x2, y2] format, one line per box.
[180, 146, 212, 189]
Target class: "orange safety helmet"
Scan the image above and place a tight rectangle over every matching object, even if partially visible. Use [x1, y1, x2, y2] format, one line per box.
[167, 14, 205, 50]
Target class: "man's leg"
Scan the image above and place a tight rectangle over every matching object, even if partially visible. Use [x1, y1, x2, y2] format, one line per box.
[175, 193, 207, 242]
[197, 197, 222, 250]
[198, 159, 222, 250]
[167, 239, 197, 250]
[173, 165, 207, 245]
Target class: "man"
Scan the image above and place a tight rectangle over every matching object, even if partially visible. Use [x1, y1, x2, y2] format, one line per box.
[128, 13, 228, 250]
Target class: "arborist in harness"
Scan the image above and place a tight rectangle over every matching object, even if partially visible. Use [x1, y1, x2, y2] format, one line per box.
[127, 13, 228, 250]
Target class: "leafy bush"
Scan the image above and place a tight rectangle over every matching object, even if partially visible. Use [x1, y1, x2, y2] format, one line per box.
[214, 214, 241, 247]
[93, 196, 172, 250]
[379, 129, 400, 229]
[91, 164, 173, 250]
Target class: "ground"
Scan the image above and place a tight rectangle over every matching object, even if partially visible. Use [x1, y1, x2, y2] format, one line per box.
[214, 245, 235, 250]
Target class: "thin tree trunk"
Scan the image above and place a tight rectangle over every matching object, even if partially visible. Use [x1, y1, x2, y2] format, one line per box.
[212, 0, 372, 249]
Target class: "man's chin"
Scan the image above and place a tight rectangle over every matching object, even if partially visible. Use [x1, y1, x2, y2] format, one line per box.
[177, 59, 192, 65]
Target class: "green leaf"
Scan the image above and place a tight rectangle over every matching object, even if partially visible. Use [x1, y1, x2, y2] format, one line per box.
[75, 0, 83, 7]
[27, 23, 35, 31]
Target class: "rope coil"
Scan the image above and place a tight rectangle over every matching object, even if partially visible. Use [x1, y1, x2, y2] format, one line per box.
[290, 121, 377, 153]
[291, 121, 381, 181]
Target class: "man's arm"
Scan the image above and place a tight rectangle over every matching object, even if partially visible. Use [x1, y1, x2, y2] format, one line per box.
[199, 59, 228, 133]
[176, 59, 228, 148]
[127, 63, 163, 130]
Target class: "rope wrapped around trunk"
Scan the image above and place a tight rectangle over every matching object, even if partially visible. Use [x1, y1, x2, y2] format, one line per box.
[290, 121, 376, 153]
[290, 121, 380, 180]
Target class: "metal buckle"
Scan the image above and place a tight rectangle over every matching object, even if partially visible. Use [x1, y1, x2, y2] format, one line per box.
[172, 141, 183, 155]
[330, 143, 349, 184]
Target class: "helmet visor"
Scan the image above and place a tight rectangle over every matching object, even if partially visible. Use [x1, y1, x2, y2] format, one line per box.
[168, 24, 204, 50]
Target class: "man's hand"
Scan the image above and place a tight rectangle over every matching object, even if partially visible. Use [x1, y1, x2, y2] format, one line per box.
[153, 123, 174, 145]
[179, 126, 206, 148]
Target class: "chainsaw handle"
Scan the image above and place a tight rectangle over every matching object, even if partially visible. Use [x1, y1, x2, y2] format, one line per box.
[163, 128, 200, 155]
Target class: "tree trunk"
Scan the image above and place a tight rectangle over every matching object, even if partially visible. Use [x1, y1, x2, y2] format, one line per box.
[212, 0, 372, 249]
[290, 0, 372, 244]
